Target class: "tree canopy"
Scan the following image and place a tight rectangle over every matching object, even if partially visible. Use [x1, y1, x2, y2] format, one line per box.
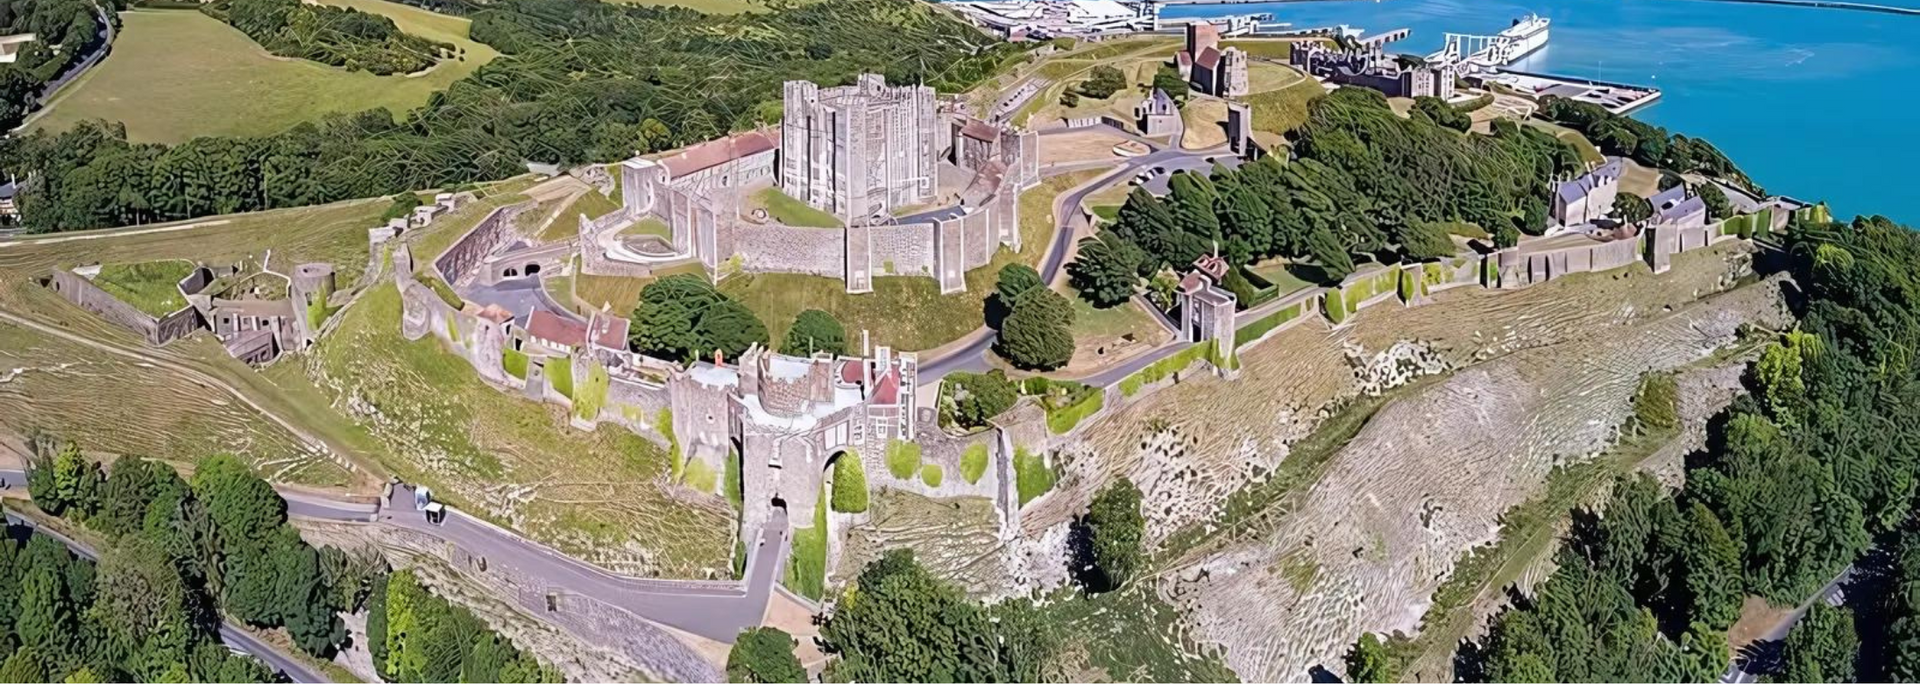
[822, 550, 1055, 682]
[727, 627, 804, 683]
[781, 309, 847, 357]
[629, 274, 769, 363]
[1083, 478, 1145, 592]
[2, 0, 1022, 233]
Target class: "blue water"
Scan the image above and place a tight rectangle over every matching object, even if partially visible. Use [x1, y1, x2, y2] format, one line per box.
[1161, 0, 1920, 223]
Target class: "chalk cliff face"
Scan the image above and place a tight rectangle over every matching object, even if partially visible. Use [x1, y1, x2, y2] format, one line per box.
[999, 244, 1776, 682]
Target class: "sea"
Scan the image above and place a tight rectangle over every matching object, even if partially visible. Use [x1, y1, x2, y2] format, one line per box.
[1158, 0, 1920, 223]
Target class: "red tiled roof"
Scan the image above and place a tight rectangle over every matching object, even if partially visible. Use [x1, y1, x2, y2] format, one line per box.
[527, 310, 587, 348]
[588, 313, 629, 351]
[871, 368, 899, 405]
[839, 360, 863, 384]
[1175, 51, 1193, 67]
[959, 119, 999, 143]
[1196, 47, 1222, 70]
[659, 130, 779, 180]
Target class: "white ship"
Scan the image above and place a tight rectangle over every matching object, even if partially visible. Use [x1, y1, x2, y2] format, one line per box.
[1499, 13, 1550, 60]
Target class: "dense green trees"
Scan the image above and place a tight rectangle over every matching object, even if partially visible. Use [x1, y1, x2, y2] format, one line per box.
[3, 0, 1020, 233]
[1082, 478, 1144, 592]
[1440, 213, 1920, 682]
[1077, 65, 1126, 99]
[1073, 89, 1579, 308]
[1411, 96, 1469, 132]
[1781, 603, 1858, 683]
[0, 0, 104, 131]
[781, 309, 847, 357]
[1613, 192, 1653, 225]
[206, 0, 453, 75]
[1538, 96, 1757, 194]
[727, 627, 804, 683]
[991, 264, 1075, 371]
[1151, 65, 1187, 101]
[1067, 232, 1145, 308]
[822, 550, 1054, 682]
[375, 569, 556, 683]
[629, 275, 768, 363]
[1343, 633, 1393, 683]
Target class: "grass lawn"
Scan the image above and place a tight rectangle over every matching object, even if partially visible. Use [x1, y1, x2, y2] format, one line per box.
[1247, 259, 1321, 295]
[752, 187, 842, 229]
[1181, 98, 1230, 150]
[1013, 447, 1056, 506]
[92, 260, 195, 316]
[1244, 61, 1306, 95]
[720, 171, 1102, 352]
[1066, 286, 1159, 340]
[538, 190, 621, 242]
[1246, 77, 1326, 138]
[31, 5, 498, 143]
[622, 217, 672, 240]
[784, 486, 829, 599]
[1089, 204, 1122, 222]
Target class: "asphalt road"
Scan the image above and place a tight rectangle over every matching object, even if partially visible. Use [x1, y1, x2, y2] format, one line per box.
[918, 140, 1230, 385]
[0, 500, 329, 684]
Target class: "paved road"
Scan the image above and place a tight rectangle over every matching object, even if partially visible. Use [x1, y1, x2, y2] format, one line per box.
[0, 502, 329, 684]
[918, 139, 1231, 384]
[1721, 565, 1855, 683]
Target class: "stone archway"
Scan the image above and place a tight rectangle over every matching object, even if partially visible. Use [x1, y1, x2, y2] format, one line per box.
[525, 263, 542, 276]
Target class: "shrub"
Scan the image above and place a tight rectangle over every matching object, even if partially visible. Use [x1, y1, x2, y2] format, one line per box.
[1632, 373, 1680, 433]
[785, 495, 828, 600]
[919, 464, 944, 488]
[885, 440, 921, 480]
[946, 371, 1018, 429]
[501, 349, 529, 380]
[781, 309, 847, 356]
[1397, 269, 1415, 302]
[547, 356, 574, 399]
[1234, 302, 1300, 347]
[727, 627, 805, 684]
[832, 452, 869, 513]
[960, 443, 989, 484]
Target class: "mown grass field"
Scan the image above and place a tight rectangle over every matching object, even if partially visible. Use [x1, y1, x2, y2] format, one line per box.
[31, 4, 498, 143]
[93, 260, 194, 316]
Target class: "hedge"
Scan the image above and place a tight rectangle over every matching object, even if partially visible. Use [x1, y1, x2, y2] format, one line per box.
[885, 440, 922, 480]
[1234, 301, 1302, 347]
[725, 448, 743, 510]
[960, 443, 989, 484]
[1397, 268, 1416, 302]
[919, 463, 944, 488]
[832, 451, 869, 513]
[547, 356, 574, 399]
[501, 349, 529, 380]
[1045, 390, 1104, 435]
[1324, 289, 1348, 324]
[1119, 343, 1211, 396]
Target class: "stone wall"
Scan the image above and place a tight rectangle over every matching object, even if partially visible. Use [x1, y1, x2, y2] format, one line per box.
[718, 224, 844, 277]
[867, 223, 936, 277]
[603, 375, 672, 441]
[433, 205, 522, 285]
[46, 269, 202, 345]
[1493, 235, 1642, 289]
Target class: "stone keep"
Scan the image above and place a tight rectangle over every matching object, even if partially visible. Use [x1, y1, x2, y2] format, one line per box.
[780, 74, 939, 224]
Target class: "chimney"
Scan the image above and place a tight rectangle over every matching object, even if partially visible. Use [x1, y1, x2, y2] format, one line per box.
[715, 349, 725, 368]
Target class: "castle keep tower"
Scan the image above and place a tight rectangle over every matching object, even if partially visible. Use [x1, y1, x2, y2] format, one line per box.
[780, 74, 939, 223]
